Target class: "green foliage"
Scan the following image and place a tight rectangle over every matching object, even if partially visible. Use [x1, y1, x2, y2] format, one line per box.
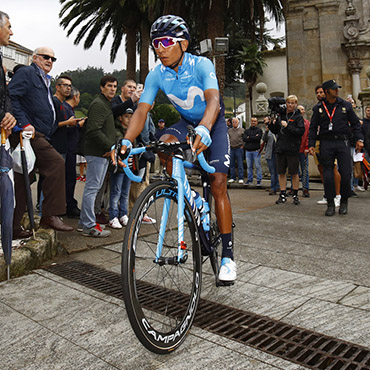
[79, 92, 95, 111]
[58, 67, 105, 95]
[151, 104, 181, 127]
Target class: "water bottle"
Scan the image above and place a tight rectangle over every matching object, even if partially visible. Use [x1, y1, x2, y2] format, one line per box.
[192, 191, 210, 231]
[202, 199, 210, 231]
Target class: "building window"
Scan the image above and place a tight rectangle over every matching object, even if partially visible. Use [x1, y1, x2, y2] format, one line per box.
[15, 52, 28, 65]
[1, 46, 15, 59]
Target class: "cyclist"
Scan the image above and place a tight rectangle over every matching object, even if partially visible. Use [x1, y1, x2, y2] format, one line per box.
[117, 15, 236, 282]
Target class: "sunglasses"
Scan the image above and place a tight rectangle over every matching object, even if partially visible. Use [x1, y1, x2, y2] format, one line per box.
[152, 37, 184, 49]
[37, 54, 57, 62]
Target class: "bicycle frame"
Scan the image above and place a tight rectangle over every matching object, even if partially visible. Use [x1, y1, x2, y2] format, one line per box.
[122, 144, 216, 265]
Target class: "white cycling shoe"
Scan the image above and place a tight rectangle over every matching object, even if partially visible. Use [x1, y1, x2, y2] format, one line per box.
[218, 258, 237, 282]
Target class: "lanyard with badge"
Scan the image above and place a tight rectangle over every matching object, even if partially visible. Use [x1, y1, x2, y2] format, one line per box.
[322, 101, 337, 131]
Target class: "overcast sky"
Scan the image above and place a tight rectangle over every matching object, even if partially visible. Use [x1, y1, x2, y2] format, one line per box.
[2, 0, 285, 78]
[2, 0, 133, 77]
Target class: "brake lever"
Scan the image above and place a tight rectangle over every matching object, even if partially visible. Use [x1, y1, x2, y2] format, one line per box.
[186, 125, 197, 162]
[113, 139, 121, 174]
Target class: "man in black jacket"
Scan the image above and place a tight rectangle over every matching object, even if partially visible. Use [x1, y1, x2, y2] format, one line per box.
[243, 116, 262, 186]
[309, 80, 363, 216]
[363, 105, 370, 153]
[0, 11, 16, 137]
[269, 95, 305, 205]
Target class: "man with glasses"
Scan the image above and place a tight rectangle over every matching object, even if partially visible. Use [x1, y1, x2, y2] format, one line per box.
[116, 15, 236, 282]
[9, 46, 73, 236]
[51, 76, 82, 219]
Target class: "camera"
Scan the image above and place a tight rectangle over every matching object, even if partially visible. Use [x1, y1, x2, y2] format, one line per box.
[268, 97, 286, 115]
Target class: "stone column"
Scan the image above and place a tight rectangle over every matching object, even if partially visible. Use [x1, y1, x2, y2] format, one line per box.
[348, 57, 363, 103]
[358, 66, 370, 109]
[254, 82, 269, 124]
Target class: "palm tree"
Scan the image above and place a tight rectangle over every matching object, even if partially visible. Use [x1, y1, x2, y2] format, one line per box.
[59, 0, 141, 79]
[236, 43, 267, 118]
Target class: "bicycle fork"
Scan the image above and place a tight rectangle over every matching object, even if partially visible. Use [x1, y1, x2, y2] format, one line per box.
[155, 156, 190, 266]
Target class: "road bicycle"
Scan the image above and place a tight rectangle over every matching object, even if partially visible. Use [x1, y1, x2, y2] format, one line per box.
[119, 127, 234, 354]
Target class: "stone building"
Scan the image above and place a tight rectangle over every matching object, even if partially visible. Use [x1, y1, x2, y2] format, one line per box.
[285, 0, 370, 111]
[0, 40, 32, 80]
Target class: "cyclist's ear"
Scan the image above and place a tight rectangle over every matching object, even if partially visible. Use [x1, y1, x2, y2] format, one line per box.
[180, 40, 189, 52]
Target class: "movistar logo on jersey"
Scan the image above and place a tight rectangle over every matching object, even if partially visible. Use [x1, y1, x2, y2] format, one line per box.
[167, 86, 205, 110]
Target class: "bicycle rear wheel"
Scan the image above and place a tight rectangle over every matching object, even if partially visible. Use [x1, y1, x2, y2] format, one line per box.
[207, 192, 221, 278]
[122, 181, 202, 354]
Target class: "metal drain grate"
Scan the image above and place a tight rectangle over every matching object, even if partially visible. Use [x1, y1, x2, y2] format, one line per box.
[45, 261, 370, 369]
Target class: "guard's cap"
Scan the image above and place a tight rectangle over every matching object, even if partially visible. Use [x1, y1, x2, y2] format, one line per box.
[322, 79, 341, 90]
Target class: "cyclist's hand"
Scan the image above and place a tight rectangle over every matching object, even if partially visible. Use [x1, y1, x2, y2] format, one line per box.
[119, 139, 133, 168]
[193, 125, 212, 155]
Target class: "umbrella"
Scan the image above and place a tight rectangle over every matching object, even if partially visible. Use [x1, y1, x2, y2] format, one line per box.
[19, 133, 35, 238]
[0, 128, 15, 280]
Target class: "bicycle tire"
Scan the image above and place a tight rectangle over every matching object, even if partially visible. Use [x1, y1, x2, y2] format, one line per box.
[122, 181, 202, 354]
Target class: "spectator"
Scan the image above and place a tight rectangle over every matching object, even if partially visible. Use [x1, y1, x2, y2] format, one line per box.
[0, 11, 17, 138]
[108, 108, 133, 229]
[155, 118, 166, 140]
[51, 77, 83, 218]
[9, 46, 73, 235]
[269, 95, 305, 205]
[227, 117, 245, 184]
[76, 155, 87, 181]
[63, 86, 87, 209]
[93, 79, 141, 225]
[262, 116, 279, 195]
[363, 105, 370, 153]
[313, 85, 342, 206]
[364, 105, 370, 155]
[297, 105, 310, 197]
[128, 102, 156, 224]
[243, 116, 263, 187]
[78, 75, 119, 237]
[111, 79, 141, 108]
[226, 117, 232, 128]
[347, 96, 365, 193]
[309, 80, 363, 216]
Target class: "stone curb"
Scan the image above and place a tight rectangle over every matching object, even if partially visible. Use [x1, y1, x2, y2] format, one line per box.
[0, 228, 62, 282]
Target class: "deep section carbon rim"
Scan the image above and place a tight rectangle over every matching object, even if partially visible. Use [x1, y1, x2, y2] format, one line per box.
[122, 182, 202, 353]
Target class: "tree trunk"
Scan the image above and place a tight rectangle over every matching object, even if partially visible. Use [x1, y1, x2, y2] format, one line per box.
[207, 0, 226, 97]
[126, 28, 137, 80]
[139, 22, 149, 83]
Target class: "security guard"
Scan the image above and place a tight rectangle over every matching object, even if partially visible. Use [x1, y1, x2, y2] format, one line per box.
[309, 80, 363, 216]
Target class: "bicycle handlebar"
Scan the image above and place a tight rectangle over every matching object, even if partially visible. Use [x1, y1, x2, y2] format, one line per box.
[120, 139, 215, 183]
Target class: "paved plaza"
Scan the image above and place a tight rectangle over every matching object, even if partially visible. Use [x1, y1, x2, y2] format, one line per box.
[1, 180, 370, 369]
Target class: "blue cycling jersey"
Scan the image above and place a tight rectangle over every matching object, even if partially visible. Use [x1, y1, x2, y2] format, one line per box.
[140, 53, 219, 124]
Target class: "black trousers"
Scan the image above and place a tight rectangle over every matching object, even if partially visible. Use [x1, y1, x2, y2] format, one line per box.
[65, 152, 78, 211]
[320, 139, 352, 200]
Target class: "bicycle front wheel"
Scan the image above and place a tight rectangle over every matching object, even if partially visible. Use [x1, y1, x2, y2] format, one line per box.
[122, 181, 202, 354]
